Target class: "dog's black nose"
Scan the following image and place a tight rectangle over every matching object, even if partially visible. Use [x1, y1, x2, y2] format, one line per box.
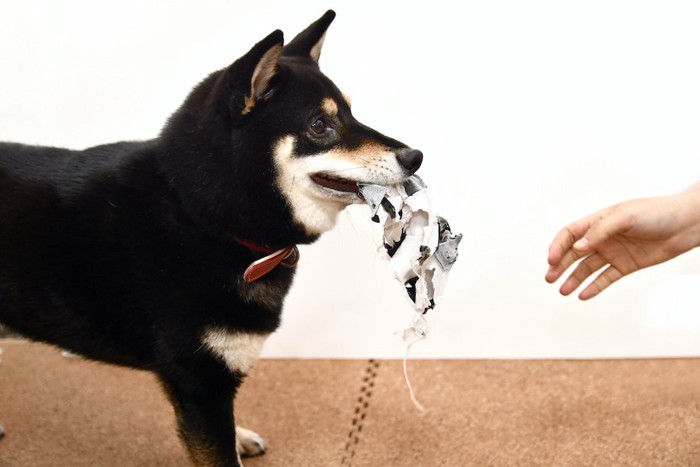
[397, 149, 423, 174]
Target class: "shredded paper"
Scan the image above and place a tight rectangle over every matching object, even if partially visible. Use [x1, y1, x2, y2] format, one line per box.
[359, 175, 462, 410]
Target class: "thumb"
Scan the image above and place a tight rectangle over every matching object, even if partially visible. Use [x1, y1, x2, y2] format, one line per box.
[573, 207, 629, 252]
[573, 236, 591, 251]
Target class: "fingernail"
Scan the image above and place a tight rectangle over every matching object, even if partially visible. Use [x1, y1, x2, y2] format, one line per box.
[573, 238, 590, 250]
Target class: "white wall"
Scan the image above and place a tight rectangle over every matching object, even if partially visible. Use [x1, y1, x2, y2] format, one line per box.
[1, 1, 699, 359]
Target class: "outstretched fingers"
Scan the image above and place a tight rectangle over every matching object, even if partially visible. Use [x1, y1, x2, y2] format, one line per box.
[546, 222, 592, 283]
[548, 225, 582, 266]
[558, 253, 607, 296]
[578, 265, 625, 300]
[546, 249, 579, 283]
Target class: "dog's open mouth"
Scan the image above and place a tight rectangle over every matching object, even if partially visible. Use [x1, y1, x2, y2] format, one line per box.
[311, 173, 359, 194]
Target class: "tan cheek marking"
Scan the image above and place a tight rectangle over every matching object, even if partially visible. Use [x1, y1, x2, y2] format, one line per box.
[321, 97, 338, 116]
[331, 143, 390, 163]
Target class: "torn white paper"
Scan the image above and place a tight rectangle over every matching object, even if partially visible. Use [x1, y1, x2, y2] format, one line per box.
[359, 175, 462, 318]
[359, 175, 462, 410]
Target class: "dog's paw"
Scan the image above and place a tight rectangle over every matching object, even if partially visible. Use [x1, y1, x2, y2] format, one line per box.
[236, 426, 267, 458]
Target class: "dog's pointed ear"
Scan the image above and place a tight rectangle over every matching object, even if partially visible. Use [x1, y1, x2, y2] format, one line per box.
[282, 10, 336, 63]
[229, 29, 284, 117]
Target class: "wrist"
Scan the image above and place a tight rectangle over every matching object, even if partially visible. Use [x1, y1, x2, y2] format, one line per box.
[679, 182, 700, 249]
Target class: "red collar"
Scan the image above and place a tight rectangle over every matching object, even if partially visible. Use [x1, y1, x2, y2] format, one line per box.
[233, 237, 279, 255]
[233, 237, 300, 283]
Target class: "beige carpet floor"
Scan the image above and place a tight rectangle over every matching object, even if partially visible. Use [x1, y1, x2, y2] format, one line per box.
[1, 339, 700, 466]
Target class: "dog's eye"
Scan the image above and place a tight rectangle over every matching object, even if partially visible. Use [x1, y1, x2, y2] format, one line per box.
[310, 118, 328, 136]
[308, 117, 337, 142]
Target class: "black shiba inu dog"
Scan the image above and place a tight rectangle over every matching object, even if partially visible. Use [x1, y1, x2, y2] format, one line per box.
[0, 10, 422, 466]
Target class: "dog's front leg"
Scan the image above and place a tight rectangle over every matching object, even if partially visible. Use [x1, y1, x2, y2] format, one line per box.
[160, 371, 243, 467]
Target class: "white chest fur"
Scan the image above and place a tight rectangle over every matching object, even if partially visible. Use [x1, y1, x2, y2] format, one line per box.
[202, 328, 268, 375]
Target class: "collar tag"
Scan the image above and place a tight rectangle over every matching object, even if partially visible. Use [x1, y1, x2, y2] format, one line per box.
[243, 246, 299, 283]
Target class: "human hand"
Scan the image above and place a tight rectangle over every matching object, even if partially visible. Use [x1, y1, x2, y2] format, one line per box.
[545, 183, 700, 300]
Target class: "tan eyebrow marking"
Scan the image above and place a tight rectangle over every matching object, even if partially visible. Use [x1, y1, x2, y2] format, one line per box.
[342, 92, 352, 107]
[321, 97, 338, 116]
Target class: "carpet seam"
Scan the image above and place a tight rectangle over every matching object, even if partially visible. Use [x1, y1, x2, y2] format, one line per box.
[339, 359, 380, 466]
